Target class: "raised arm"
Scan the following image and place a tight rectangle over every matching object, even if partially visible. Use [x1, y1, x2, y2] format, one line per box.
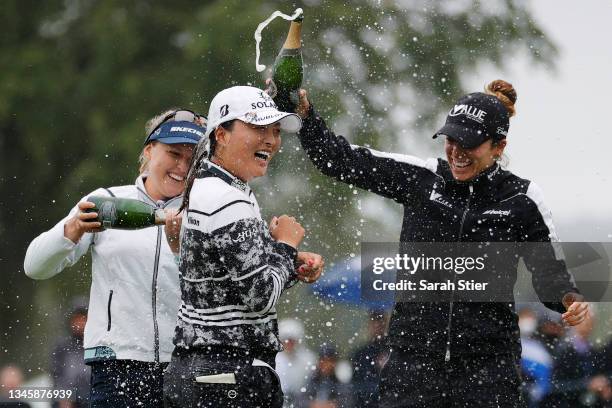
[296, 90, 439, 204]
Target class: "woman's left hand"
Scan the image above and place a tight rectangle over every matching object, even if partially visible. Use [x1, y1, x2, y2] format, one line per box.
[264, 78, 311, 118]
[561, 292, 590, 326]
[296, 252, 324, 283]
[295, 89, 311, 119]
[164, 209, 182, 254]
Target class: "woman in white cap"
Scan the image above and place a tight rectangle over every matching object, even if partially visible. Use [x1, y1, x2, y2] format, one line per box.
[294, 80, 590, 407]
[163, 86, 324, 407]
[276, 318, 317, 406]
[24, 109, 206, 408]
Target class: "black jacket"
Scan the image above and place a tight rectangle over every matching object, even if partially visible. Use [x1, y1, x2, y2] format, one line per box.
[298, 106, 578, 360]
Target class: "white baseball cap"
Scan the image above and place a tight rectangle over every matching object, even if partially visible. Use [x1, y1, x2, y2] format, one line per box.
[278, 318, 305, 341]
[204, 86, 302, 138]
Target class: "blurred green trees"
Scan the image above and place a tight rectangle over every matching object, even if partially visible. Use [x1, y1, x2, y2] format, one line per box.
[0, 0, 555, 369]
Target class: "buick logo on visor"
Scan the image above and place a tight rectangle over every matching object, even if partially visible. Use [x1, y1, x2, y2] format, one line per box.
[220, 104, 230, 118]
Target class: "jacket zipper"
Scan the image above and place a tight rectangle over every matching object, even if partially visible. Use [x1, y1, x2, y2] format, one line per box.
[137, 182, 179, 363]
[445, 183, 473, 362]
[107, 290, 114, 331]
[152, 223, 163, 363]
[139, 188, 179, 363]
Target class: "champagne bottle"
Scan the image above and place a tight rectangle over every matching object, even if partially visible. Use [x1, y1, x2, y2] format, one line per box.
[85, 196, 166, 230]
[270, 14, 304, 112]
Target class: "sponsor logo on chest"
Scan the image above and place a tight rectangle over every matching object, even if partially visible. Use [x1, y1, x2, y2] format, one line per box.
[482, 209, 511, 216]
[231, 178, 249, 193]
[232, 225, 259, 243]
[429, 185, 453, 209]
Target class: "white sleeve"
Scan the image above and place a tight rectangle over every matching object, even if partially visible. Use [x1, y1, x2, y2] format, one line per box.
[185, 178, 257, 233]
[23, 191, 103, 280]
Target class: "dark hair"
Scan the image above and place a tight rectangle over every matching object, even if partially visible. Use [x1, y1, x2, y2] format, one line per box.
[180, 120, 236, 212]
[208, 120, 235, 158]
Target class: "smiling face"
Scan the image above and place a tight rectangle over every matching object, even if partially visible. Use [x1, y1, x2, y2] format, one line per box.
[445, 137, 506, 182]
[212, 120, 282, 182]
[143, 141, 194, 201]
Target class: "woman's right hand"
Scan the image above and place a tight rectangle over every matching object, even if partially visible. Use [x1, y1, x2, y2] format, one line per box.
[164, 209, 182, 254]
[64, 201, 103, 244]
[269, 215, 305, 249]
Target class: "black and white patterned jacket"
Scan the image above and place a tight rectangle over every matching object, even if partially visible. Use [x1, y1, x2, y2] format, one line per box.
[173, 161, 298, 358]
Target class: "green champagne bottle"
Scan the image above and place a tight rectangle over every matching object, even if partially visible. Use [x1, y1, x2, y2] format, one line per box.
[85, 196, 166, 230]
[270, 14, 304, 112]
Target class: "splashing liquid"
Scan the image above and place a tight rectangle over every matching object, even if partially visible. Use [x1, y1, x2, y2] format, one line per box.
[254, 8, 303, 72]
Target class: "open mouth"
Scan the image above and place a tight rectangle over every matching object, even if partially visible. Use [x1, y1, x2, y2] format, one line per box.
[168, 172, 185, 182]
[452, 158, 472, 169]
[254, 150, 271, 162]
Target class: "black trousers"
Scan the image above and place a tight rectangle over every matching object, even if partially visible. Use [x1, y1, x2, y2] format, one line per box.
[378, 349, 526, 408]
[163, 347, 283, 408]
[89, 360, 167, 408]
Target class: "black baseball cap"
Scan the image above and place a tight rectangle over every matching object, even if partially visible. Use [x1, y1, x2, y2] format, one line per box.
[433, 92, 510, 149]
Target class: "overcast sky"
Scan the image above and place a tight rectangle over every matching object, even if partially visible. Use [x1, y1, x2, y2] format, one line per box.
[462, 0, 612, 240]
[361, 1, 612, 242]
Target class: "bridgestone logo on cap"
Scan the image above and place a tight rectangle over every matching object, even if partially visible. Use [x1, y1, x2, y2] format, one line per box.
[220, 104, 230, 117]
[449, 104, 487, 124]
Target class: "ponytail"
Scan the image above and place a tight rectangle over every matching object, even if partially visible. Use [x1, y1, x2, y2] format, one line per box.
[180, 138, 209, 213]
[485, 79, 517, 117]
[180, 120, 236, 212]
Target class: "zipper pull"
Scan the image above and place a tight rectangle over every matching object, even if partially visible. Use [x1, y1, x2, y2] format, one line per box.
[445, 347, 451, 362]
[469, 184, 474, 195]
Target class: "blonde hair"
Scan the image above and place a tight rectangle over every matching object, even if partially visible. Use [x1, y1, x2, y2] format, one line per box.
[485, 79, 517, 117]
[138, 108, 180, 174]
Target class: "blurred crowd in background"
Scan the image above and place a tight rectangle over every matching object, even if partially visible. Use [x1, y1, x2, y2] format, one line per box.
[1, 299, 611, 407]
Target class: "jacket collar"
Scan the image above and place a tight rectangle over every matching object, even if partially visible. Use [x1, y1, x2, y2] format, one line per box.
[443, 162, 506, 194]
[135, 174, 182, 208]
[200, 160, 252, 196]
[470, 162, 503, 186]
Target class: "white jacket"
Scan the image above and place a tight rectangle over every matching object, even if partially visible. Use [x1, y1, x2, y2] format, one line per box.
[24, 176, 180, 363]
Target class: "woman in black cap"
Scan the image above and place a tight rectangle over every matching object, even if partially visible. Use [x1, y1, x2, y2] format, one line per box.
[294, 80, 589, 407]
[24, 109, 206, 408]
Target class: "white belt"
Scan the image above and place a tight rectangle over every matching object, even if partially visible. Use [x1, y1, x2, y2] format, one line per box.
[195, 358, 277, 384]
